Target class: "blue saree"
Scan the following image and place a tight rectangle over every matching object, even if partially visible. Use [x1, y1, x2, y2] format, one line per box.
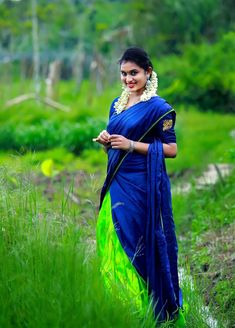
[97, 96, 183, 323]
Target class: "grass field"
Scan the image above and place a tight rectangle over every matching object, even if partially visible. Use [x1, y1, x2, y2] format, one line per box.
[0, 165, 154, 328]
[0, 162, 219, 328]
[173, 169, 235, 328]
[0, 80, 235, 327]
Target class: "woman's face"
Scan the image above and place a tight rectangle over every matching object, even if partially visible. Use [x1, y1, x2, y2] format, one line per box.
[120, 61, 151, 95]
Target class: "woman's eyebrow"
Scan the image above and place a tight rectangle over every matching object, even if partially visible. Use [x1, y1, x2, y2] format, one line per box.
[120, 69, 138, 73]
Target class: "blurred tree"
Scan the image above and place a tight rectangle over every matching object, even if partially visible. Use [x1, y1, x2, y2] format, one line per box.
[0, 0, 235, 98]
[0, 0, 131, 90]
[129, 0, 235, 55]
[159, 31, 235, 112]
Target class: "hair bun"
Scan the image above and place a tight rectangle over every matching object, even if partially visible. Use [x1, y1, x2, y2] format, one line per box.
[119, 47, 153, 71]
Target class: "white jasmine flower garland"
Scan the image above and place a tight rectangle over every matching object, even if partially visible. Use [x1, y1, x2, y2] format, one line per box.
[114, 71, 158, 114]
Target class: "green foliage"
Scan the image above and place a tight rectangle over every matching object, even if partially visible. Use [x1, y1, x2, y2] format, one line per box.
[174, 170, 235, 235]
[75, 148, 108, 173]
[1, 0, 235, 57]
[166, 107, 235, 176]
[214, 280, 235, 323]
[159, 32, 235, 112]
[0, 0, 130, 74]
[1, 102, 234, 176]
[0, 80, 119, 154]
[0, 105, 234, 326]
[130, 0, 235, 54]
[0, 161, 220, 328]
[0, 167, 155, 328]
[173, 170, 235, 327]
[0, 118, 106, 154]
[0, 79, 119, 120]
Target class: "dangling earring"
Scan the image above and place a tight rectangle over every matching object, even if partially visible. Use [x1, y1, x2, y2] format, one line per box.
[146, 77, 151, 89]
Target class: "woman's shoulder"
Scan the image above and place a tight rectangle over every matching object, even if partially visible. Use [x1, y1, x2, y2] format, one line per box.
[151, 95, 174, 115]
[151, 95, 171, 107]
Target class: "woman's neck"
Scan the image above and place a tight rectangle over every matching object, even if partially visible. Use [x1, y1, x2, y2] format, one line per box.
[129, 88, 145, 99]
[125, 92, 142, 109]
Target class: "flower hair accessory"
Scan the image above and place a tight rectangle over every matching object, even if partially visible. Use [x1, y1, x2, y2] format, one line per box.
[114, 71, 158, 114]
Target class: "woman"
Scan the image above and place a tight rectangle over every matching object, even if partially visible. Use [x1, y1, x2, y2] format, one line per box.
[93, 47, 185, 326]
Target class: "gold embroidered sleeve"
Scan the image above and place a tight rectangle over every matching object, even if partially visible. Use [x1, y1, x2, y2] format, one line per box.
[162, 119, 173, 131]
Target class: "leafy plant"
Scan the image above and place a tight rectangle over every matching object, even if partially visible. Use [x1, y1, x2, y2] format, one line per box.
[0, 118, 106, 154]
[159, 32, 235, 113]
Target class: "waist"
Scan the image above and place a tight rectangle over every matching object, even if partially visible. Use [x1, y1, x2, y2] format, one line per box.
[118, 152, 147, 173]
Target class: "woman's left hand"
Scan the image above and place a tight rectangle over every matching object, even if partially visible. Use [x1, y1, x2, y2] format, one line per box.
[109, 134, 130, 151]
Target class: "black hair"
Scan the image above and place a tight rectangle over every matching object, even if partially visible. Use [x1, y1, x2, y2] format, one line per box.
[118, 47, 153, 71]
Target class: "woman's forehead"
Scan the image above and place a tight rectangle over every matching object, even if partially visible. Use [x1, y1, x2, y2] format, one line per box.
[120, 61, 142, 71]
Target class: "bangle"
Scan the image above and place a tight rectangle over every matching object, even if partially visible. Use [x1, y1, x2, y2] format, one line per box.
[128, 140, 135, 152]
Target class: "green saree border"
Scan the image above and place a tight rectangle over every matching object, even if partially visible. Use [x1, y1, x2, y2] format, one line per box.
[97, 191, 151, 317]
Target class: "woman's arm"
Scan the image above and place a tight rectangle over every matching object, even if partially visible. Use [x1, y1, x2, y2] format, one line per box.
[133, 141, 177, 158]
[109, 134, 177, 158]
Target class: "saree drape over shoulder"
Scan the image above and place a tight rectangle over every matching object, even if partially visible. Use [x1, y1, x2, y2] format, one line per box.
[97, 96, 183, 323]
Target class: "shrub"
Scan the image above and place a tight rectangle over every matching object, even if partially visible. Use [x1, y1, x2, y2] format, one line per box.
[0, 118, 106, 154]
[158, 32, 235, 112]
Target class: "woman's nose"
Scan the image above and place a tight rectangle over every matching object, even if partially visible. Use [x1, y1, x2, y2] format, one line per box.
[126, 75, 134, 82]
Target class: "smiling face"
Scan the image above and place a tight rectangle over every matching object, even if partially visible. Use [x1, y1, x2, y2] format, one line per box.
[120, 61, 152, 95]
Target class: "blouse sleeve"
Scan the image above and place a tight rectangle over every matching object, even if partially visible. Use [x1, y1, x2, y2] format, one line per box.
[154, 110, 176, 144]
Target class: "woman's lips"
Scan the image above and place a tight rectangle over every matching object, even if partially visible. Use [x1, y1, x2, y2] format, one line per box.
[127, 84, 135, 89]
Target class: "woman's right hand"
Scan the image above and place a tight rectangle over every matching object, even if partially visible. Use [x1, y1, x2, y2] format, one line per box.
[93, 130, 111, 146]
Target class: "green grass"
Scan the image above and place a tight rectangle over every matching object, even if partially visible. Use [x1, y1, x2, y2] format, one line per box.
[0, 165, 157, 328]
[173, 169, 235, 327]
[1, 80, 235, 327]
[0, 161, 218, 328]
[1, 79, 235, 167]
[0, 148, 107, 177]
[166, 106, 235, 176]
[0, 104, 234, 179]
[0, 79, 119, 122]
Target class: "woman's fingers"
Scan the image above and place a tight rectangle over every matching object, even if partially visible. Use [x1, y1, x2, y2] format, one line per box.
[100, 130, 110, 140]
[109, 134, 120, 138]
[110, 142, 120, 146]
[109, 134, 121, 140]
[94, 133, 129, 150]
[93, 130, 111, 145]
[109, 136, 124, 144]
[110, 135, 130, 151]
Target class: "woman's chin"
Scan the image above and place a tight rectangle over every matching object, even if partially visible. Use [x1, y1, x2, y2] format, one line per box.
[127, 86, 143, 93]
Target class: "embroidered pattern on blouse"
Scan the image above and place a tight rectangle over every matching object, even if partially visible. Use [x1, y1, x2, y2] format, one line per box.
[163, 119, 173, 131]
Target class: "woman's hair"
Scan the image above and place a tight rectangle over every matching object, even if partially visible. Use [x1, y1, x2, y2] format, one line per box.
[118, 47, 153, 71]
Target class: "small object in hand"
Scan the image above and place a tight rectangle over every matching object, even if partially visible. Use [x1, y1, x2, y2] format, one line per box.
[92, 138, 98, 142]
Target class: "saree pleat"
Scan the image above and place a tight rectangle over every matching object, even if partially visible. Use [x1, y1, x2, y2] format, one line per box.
[97, 191, 150, 317]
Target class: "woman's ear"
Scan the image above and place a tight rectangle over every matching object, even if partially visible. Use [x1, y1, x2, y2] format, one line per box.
[147, 66, 153, 78]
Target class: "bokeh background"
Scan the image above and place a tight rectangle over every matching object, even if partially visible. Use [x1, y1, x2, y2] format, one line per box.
[0, 1, 234, 327]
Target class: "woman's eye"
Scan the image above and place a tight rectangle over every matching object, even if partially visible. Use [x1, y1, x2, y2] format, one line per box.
[131, 71, 137, 76]
[121, 72, 127, 77]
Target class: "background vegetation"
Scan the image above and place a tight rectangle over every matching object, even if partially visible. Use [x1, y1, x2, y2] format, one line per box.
[0, 0, 234, 327]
